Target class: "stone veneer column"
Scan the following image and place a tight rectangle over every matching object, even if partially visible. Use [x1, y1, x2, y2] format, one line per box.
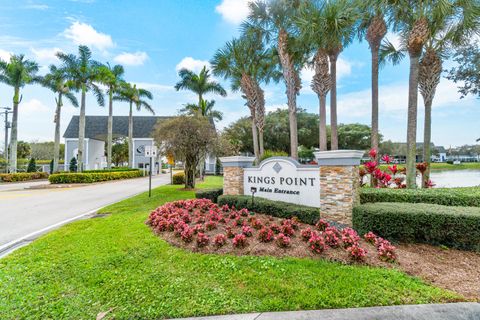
[219, 156, 256, 196]
[314, 150, 364, 225]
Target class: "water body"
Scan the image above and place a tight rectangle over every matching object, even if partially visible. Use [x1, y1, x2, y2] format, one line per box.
[426, 170, 480, 188]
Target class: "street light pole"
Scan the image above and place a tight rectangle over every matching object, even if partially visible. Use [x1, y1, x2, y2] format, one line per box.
[1, 107, 12, 173]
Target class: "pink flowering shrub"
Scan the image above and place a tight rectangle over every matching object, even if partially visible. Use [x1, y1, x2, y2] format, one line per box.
[192, 224, 205, 234]
[242, 226, 253, 237]
[251, 218, 263, 230]
[225, 226, 235, 239]
[275, 233, 291, 248]
[174, 221, 187, 237]
[346, 243, 367, 261]
[308, 233, 327, 254]
[300, 228, 313, 241]
[181, 227, 194, 243]
[233, 234, 248, 248]
[283, 218, 299, 230]
[280, 223, 295, 237]
[205, 220, 217, 231]
[270, 223, 281, 234]
[213, 234, 227, 248]
[364, 231, 377, 245]
[258, 227, 274, 242]
[239, 208, 249, 217]
[378, 241, 397, 263]
[196, 232, 210, 248]
[323, 227, 340, 248]
[341, 227, 360, 248]
[155, 219, 168, 232]
[315, 219, 330, 231]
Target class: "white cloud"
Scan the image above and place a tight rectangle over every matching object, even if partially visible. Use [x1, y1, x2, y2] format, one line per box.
[24, 3, 49, 10]
[133, 82, 173, 91]
[20, 99, 50, 116]
[215, 0, 250, 25]
[63, 21, 114, 51]
[114, 51, 148, 66]
[385, 32, 403, 49]
[0, 49, 11, 61]
[30, 47, 62, 63]
[176, 57, 210, 73]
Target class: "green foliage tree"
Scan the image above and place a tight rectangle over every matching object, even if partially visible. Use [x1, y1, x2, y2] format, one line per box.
[27, 158, 36, 172]
[0, 54, 40, 172]
[111, 138, 129, 167]
[114, 83, 154, 168]
[180, 99, 223, 122]
[97, 63, 125, 169]
[30, 141, 65, 161]
[153, 116, 216, 189]
[41, 65, 78, 172]
[338, 123, 375, 150]
[69, 157, 77, 172]
[447, 42, 480, 98]
[57, 45, 105, 172]
[16, 141, 31, 159]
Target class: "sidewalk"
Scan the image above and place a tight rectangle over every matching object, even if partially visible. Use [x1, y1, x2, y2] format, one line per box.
[172, 303, 480, 320]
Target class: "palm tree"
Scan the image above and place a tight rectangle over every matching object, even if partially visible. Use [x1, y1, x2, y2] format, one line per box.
[41, 65, 79, 172]
[57, 45, 105, 172]
[180, 98, 223, 122]
[357, 0, 390, 158]
[245, 0, 306, 159]
[389, 0, 470, 188]
[295, 0, 331, 151]
[211, 35, 280, 161]
[0, 54, 40, 172]
[114, 83, 154, 167]
[174, 66, 227, 112]
[320, 0, 358, 150]
[98, 63, 125, 169]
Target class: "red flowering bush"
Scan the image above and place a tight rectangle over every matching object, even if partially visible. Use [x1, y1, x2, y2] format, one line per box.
[192, 224, 205, 234]
[341, 227, 360, 248]
[239, 208, 249, 217]
[346, 244, 367, 261]
[378, 241, 397, 263]
[242, 225, 253, 237]
[270, 223, 281, 234]
[181, 227, 194, 243]
[205, 220, 218, 231]
[234, 217, 245, 226]
[258, 227, 274, 242]
[181, 213, 191, 223]
[308, 233, 327, 254]
[174, 221, 187, 237]
[363, 231, 377, 245]
[275, 233, 291, 248]
[196, 232, 210, 248]
[251, 218, 263, 230]
[283, 218, 299, 230]
[323, 227, 340, 248]
[225, 226, 235, 239]
[233, 234, 248, 248]
[300, 228, 313, 241]
[315, 219, 330, 231]
[280, 223, 295, 237]
[213, 234, 227, 248]
[155, 219, 168, 232]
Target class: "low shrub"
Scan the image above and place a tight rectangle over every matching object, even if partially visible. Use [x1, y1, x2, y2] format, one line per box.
[196, 233, 210, 248]
[83, 168, 140, 173]
[258, 227, 274, 243]
[346, 244, 367, 262]
[195, 188, 223, 203]
[0, 172, 49, 182]
[308, 232, 326, 254]
[360, 187, 480, 207]
[232, 234, 248, 248]
[172, 172, 185, 185]
[275, 233, 291, 248]
[48, 170, 143, 184]
[218, 195, 320, 225]
[353, 202, 480, 251]
[213, 234, 227, 248]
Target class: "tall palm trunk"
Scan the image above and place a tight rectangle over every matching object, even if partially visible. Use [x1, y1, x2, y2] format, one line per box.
[9, 87, 20, 172]
[329, 51, 340, 150]
[250, 109, 260, 162]
[77, 84, 86, 172]
[406, 52, 421, 188]
[258, 130, 264, 157]
[241, 74, 260, 162]
[107, 90, 113, 169]
[367, 15, 387, 158]
[419, 48, 442, 188]
[53, 93, 63, 172]
[128, 101, 133, 168]
[406, 18, 429, 188]
[278, 29, 300, 159]
[312, 49, 330, 151]
[254, 81, 266, 159]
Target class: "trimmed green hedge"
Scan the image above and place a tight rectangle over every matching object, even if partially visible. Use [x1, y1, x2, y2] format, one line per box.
[0, 172, 49, 182]
[218, 195, 320, 225]
[360, 187, 480, 207]
[353, 202, 480, 251]
[49, 171, 143, 184]
[82, 168, 140, 173]
[195, 188, 223, 203]
[173, 172, 185, 185]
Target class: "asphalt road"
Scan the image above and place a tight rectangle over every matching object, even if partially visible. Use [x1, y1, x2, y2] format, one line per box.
[0, 174, 170, 252]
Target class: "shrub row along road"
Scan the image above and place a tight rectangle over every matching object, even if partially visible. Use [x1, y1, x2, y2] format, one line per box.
[0, 174, 171, 253]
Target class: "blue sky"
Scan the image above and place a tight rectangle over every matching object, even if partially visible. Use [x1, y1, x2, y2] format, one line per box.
[0, 0, 479, 150]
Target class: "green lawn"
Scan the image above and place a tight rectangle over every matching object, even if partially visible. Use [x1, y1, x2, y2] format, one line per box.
[0, 176, 460, 319]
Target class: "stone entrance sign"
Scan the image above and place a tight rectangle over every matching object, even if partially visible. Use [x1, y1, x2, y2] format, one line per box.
[244, 157, 320, 207]
[220, 150, 364, 224]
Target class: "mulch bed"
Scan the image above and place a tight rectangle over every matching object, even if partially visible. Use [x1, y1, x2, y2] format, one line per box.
[147, 199, 480, 300]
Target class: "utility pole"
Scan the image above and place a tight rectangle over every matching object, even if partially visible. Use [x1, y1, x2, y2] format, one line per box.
[1, 107, 12, 173]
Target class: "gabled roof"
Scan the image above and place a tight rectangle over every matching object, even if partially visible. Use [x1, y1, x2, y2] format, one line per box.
[63, 116, 172, 140]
